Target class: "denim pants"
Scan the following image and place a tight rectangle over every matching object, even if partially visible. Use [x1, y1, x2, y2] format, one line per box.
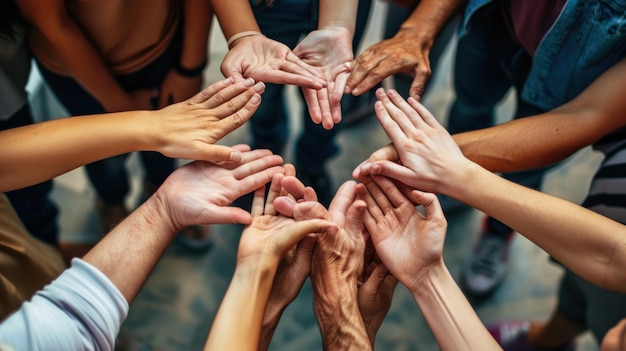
[1, 104, 59, 246]
[448, 3, 551, 235]
[37, 26, 183, 205]
[250, 0, 373, 174]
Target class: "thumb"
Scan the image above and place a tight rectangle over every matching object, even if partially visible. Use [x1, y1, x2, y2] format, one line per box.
[368, 143, 399, 163]
[345, 200, 367, 240]
[195, 144, 243, 163]
[274, 220, 337, 256]
[410, 64, 431, 102]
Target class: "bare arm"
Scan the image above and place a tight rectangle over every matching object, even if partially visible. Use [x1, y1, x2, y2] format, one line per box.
[346, 0, 466, 99]
[17, 0, 134, 112]
[208, 0, 260, 40]
[157, 0, 213, 107]
[454, 58, 626, 172]
[357, 88, 626, 294]
[318, 0, 358, 33]
[0, 78, 266, 191]
[358, 177, 500, 350]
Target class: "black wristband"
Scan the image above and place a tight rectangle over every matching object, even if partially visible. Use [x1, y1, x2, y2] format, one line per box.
[175, 59, 207, 78]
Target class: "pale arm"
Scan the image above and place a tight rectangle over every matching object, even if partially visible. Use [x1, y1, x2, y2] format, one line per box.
[443, 162, 626, 294]
[318, 0, 358, 33]
[17, 0, 134, 112]
[454, 58, 626, 173]
[0, 78, 265, 191]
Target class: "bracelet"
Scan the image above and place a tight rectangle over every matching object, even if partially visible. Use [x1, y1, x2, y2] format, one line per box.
[175, 59, 207, 78]
[227, 31, 263, 48]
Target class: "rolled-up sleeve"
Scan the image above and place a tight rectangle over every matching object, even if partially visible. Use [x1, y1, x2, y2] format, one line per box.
[0, 258, 129, 351]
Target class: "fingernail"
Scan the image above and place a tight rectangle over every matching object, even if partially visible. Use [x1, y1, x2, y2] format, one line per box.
[244, 78, 255, 87]
[388, 89, 398, 97]
[230, 151, 242, 162]
[352, 88, 360, 95]
[222, 77, 234, 85]
[250, 94, 261, 104]
[254, 82, 265, 92]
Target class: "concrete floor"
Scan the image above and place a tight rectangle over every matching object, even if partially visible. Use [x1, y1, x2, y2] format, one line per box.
[47, 2, 605, 350]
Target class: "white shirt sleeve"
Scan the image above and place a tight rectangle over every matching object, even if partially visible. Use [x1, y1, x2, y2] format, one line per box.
[0, 258, 129, 351]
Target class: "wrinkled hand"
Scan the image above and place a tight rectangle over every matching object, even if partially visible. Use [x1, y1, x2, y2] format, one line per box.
[294, 27, 353, 129]
[154, 148, 284, 231]
[222, 35, 326, 89]
[355, 88, 470, 194]
[152, 77, 266, 163]
[157, 69, 204, 108]
[356, 175, 447, 292]
[345, 30, 432, 101]
[357, 254, 398, 345]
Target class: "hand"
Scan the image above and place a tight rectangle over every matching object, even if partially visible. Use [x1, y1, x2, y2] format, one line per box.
[259, 166, 321, 351]
[153, 148, 285, 232]
[222, 35, 326, 89]
[151, 77, 266, 162]
[357, 256, 398, 345]
[356, 174, 447, 292]
[355, 88, 471, 194]
[237, 173, 336, 269]
[157, 69, 204, 108]
[294, 27, 353, 129]
[345, 30, 433, 101]
[602, 318, 626, 351]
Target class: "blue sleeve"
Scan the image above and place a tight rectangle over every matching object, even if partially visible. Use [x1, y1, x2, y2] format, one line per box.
[0, 258, 129, 351]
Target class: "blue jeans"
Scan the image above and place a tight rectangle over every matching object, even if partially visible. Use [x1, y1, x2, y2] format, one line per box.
[1, 104, 59, 246]
[449, 3, 551, 235]
[37, 25, 183, 205]
[250, 0, 373, 174]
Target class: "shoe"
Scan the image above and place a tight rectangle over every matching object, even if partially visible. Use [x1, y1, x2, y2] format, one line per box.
[487, 320, 576, 351]
[462, 230, 513, 297]
[297, 168, 334, 208]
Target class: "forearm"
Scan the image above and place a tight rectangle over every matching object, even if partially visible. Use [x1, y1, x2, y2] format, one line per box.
[410, 263, 501, 351]
[0, 111, 153, 192]
[454, 58, 626, 173]
[82, 190, 177, 303]
[453, 110, 605, 173]
[444, 162, 626, 293]
[259, 301, 286, 351]
[180, 0, 212, 70]
[398, 0, 466, 48]
[205, 262, 275, 351]
[209, 0, 260, 40]
[313, 279, 372, 351]
[318, 0, 358, 34]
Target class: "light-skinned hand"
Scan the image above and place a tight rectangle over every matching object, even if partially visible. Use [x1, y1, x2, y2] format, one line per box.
[152, 77, 266, 163]
[153, 148, 285, 232]
[222, 35, 326, 90]
[354, 88, 471, 194]
[356, 174, 447, 292]
[294, 27, 354, 129]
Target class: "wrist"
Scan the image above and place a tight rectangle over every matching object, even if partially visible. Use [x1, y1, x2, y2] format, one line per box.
[407, 260, 447, 298]
[227, 31, 264, 48]
[137, 194, 179, 239]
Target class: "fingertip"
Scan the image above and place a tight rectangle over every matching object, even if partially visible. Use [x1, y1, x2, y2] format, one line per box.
[222, 77, 234, 85]
[229, 151, 242, 163]
[250, 93, 261, 105]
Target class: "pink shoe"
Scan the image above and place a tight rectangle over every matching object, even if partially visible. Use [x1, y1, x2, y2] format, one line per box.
[486, 320, 576, 351]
